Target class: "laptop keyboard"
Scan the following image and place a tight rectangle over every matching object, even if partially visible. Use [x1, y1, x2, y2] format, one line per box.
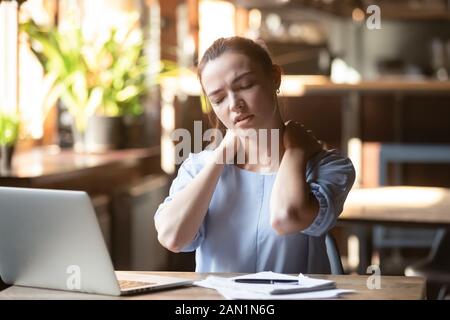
[119, 280, 156, 290]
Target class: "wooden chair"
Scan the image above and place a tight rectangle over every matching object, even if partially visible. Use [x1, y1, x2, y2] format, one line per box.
[405, 229, 450, 299]
[374, 144, 450, 261]
[340, 186, 450, 275]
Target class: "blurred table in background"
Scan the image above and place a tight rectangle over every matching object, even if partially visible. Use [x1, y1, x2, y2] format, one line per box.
[0, 145, 161, 193]
[338, 186, 450, 274]
[340, 186, 450, 227]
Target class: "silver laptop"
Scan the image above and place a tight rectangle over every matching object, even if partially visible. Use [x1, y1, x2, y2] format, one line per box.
[0, 187, 192, 296]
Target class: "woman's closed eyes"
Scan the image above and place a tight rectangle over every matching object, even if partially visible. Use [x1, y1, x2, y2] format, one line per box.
[210, 82, 255, 106]
[238, 82, 254, 90]
[211, 96, 225, 106]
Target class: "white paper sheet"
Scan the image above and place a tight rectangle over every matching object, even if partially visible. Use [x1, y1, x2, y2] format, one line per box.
[217, 288, 355, 300]
[194, 272, 355, 300]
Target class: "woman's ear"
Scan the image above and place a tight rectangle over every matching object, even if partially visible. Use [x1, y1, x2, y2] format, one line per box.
[272, 64, 282, 91]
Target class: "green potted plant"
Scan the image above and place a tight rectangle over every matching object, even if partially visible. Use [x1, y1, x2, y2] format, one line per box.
[84, 27, 148, 152]
[0, 111, 20, 173]
[21, 19, 148, 153]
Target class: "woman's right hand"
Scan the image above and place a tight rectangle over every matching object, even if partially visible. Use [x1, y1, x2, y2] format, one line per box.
[214, 129, 241, 164]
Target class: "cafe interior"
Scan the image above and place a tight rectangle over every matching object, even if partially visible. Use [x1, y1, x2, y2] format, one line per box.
[1, 0, 450, 299]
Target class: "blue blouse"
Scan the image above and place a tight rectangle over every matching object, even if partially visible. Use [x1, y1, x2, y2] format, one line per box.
[155, 149, 355, 274]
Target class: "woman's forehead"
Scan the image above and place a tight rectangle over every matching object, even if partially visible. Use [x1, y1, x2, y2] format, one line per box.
[201, 52, 262, 87]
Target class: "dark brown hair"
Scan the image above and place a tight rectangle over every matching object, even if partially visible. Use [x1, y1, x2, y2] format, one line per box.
[197, 37, 276, 133]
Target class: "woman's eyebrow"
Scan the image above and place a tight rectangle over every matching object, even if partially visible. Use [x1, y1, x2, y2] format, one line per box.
[231, 71, 253, 84]
[206, 71, 254, 97]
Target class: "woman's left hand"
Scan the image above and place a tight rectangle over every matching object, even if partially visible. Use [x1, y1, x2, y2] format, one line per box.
[282, 120, 324, 160]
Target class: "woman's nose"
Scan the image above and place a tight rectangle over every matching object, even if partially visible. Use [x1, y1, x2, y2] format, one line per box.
[229, 93, 243, 111]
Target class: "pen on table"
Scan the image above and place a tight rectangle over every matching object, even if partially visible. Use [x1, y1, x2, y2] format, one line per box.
[233, 279, 299, 284]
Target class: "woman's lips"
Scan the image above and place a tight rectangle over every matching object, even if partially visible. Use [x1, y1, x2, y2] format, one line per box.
[234, 114, 253, 125]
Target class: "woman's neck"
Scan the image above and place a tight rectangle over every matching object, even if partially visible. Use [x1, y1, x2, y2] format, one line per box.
[235, 121, 286, 173]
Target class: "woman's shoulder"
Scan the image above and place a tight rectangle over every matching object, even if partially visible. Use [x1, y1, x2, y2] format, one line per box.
[186, 149, 215, 163]
[307, 148, 355, 173]
[310, 148, 350, 164]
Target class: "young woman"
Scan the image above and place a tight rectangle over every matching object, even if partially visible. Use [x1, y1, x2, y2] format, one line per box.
[155, 37, 355, 274]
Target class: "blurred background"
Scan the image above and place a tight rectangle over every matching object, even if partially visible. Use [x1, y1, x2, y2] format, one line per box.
[1, 0, 450, 299]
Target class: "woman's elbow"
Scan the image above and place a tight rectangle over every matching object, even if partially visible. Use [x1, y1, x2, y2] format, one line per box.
[157, 232, 183, 253]
[155, 218, 183, 253]
[270, 206, 312, 235]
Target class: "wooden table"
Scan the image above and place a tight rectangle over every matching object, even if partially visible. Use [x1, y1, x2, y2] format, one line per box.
[0, 272, 426, 300]
[340, 186, 450, 228]
[338, 186, 450, 273]
[0, 146, 161, 194]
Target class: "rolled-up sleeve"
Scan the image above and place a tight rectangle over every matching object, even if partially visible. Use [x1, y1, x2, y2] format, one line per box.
[301, 150, 355, 237]
[154, 152, 207, 252]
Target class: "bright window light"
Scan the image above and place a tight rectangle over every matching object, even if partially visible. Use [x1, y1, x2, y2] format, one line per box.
[347, 187, 447, 208]
[0, 0, 19, 115]
[199, 0, 235, 59]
